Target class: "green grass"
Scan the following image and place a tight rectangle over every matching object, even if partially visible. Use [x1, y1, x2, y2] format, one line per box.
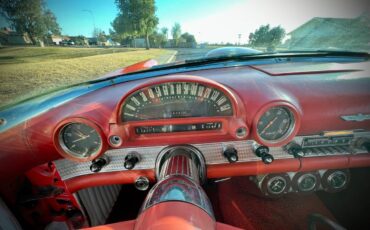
[0, 47, 174, 107]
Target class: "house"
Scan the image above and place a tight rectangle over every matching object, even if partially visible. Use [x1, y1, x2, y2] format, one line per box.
[286, 14, 370, 51]
[131, 38, 146, 48]
[88, 37, 98, 45]
[0, 27, 32, 45]
[69, 36, 89, 46]
[46, 35, 63, 45]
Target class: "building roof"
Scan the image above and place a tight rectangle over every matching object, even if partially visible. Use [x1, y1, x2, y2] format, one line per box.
[287, 14, 370, 51]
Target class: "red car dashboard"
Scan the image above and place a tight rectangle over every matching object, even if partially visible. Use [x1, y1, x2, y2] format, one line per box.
[0, 57, 369, 228]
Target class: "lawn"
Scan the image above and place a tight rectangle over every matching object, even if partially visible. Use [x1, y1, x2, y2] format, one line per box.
[0, 47, 175, 107]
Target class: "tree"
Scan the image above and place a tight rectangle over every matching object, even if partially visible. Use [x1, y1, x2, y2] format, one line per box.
[171, 22, 181, 47]
[93, 28, 107, 43]
[43, 9, 61, 35]
[249, 24, 285, 50]
[109, 28, 124, 44]
[181, 32, 196, 43]
[0, 0, 61, 45]
[112, 0, 158, 49]
[161, 27, 168, 39]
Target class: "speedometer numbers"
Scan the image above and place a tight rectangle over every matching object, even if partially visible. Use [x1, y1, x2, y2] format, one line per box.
[121, 82, 233, 121]
[257, 106, 294, 142]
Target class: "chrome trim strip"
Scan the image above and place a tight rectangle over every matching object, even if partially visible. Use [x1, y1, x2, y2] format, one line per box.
[54, 132, 370, 181]
[54, 140, 294, 181]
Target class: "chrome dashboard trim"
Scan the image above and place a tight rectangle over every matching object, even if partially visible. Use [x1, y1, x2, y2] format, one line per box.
[54, 131, 370, 181]
[54, 140, 294, 180]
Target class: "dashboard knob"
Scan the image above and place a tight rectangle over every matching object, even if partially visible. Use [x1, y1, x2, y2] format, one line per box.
[135, 176, 150, 191]
[223, 146, 238, 163]
[253, 143, 274, 164]
[124, 152, 140, 170]
[90, 156, 108, 173]
[285, 142, 305, 158]
[261, 153, 274, 164]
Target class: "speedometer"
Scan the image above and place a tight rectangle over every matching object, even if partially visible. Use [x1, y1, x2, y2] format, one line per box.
[121, 82, 233, 121]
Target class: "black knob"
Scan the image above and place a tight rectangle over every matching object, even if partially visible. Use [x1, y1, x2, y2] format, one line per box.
[286, 142, 304, 158]
[253, 144, 274, 164]
[223, 147, 238, 163]
[261, 153, 274, 164]
[124, 153, 140, 169]
[90, 157, 108, 172]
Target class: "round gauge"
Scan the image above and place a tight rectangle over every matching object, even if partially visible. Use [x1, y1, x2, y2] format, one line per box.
[59, 122, 102, 159]
[257, 106, 294, 141]
[322, 169, 350, 192]
[267, 176, 287, 194]
[297, 174, 317, 192]
[327, 171, 347, 189]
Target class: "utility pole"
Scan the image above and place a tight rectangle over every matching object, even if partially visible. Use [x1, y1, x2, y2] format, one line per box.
[238, 34, 242, 46]
[82, 10, 96, 37]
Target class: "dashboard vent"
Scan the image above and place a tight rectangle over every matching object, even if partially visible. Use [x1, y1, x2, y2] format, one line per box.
[76, 184, 122, 226]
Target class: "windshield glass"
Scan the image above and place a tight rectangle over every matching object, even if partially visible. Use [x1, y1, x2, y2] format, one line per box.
[0, 0, 369, 107]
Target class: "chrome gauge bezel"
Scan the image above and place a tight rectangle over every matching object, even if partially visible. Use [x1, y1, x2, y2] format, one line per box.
[260, 173, 291, 197]
[327, 171, 347, 189]
[58, 122, 103, 160]
[267, 175, 288, 195]
[297, 173, 317, 192]
[257, 106, 295, 143]
[322, 169, 350, 193]
[253, 102, 301, 147]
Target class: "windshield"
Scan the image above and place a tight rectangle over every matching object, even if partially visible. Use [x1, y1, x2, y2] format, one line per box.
[0, 0, 369, 107]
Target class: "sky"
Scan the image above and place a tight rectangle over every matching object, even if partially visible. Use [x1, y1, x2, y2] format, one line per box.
[3, 0, 370, 44]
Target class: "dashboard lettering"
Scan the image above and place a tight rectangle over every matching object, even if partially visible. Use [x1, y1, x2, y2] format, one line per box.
[183, 83, 189, 95]
[148, 88, 155, 98]
[190, 84, 198, 95]
[155, 86, 162, 97]
[139, 92, 148, 102]
[204, 88, 212, 98]
[197, 86, 204, 97]
[126, 104, 136, 111]
[211, 91, 220, 101]
[220, 104, 231, 111]
[217, 96, 227, 105]
[176, 84, 182, 94]
[131, 97, 141, 106]
[162, 85, 169, 96]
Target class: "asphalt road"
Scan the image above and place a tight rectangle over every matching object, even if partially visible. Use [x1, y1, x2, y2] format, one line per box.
[174, 48, 213, 61]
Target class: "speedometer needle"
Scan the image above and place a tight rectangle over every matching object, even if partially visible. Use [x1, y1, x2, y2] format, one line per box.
[261, 117, 278, 134]
[72, 135, 90, 143]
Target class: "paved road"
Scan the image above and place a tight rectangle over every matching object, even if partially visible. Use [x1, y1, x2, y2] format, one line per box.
[174, 48, 213, 62]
